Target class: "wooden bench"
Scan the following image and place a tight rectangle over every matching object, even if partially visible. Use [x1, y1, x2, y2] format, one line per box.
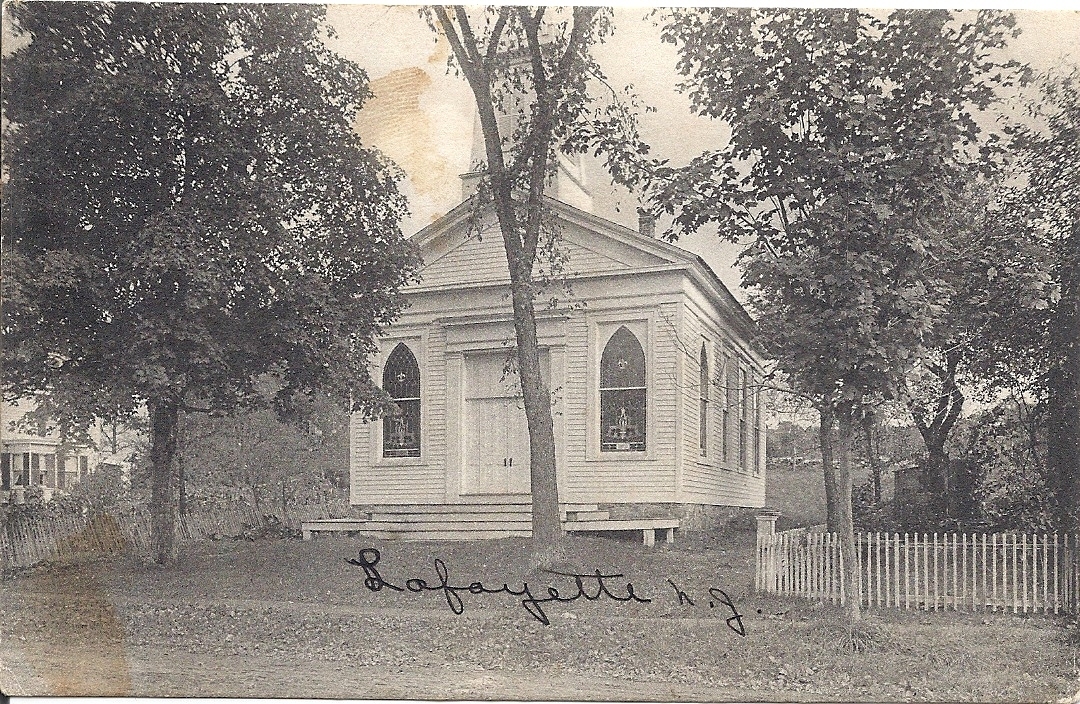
[301, 518, 367, 541]
[563, 518, 679, 546]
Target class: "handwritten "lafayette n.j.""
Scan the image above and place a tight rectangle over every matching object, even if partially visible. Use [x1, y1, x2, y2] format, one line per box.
[347, 547, 745, 634]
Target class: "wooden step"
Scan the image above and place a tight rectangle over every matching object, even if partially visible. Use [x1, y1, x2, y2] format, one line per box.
[564, 518, 679, 531]
[566, 510, 610, 521]
[369, 502, 598, 513]
[369, 511, 535, 523]
[361, 520, 535, 532]
[371, 504, 531, 515]
[359, 529, 532, 540]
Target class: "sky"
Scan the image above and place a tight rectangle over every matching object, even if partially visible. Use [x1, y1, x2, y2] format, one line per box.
[2, 5, 1078, 297]
[326, 6, 1080, 297]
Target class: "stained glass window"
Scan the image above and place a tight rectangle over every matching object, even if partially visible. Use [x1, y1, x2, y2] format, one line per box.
[382, 343, 421, 458]
[724, 355, 739, 463]
[699, 342, 709, 456]
[600, 326, 646, 452]
[739, 368, 748, 471]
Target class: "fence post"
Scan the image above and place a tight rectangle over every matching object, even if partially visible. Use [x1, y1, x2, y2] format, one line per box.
[1022, 533, 1029, 613]
[755, 512, 778, 594]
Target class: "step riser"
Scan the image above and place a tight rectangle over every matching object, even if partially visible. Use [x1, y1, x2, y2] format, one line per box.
[567, 511, 610, 521]
[370, 513, 541, 523]
[361, 521, 535, 532]
[368, 503, 598, 514]
[358, 530, 533, 540]
[368, 511, 575, 520]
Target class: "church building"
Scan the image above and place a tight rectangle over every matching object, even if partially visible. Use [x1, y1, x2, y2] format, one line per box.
[345, 128, 767, 541]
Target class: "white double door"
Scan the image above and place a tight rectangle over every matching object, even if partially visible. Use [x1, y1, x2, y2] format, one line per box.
[463, 351, 544, 495]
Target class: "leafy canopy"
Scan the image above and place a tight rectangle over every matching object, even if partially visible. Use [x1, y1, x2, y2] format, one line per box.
[2, 3, 418, 429]
[653, 9, 1024, 412]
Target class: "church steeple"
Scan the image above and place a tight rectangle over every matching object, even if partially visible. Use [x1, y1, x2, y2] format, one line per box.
[458, 43, 593, 213]
[459, 107, 593, 214]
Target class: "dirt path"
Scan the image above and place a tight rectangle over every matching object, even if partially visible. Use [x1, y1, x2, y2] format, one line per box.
[2, 640, 808, 701]
[3, 538, 1074, 702]
[0, 579, 804, 700]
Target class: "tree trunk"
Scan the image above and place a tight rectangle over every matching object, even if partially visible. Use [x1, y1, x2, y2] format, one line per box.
[836, 411, 862, 623]
[177, 412, 187, 517]
[862, 412, 881, 503]
[509, 281, 562, 551]
[911, 352, 964, 522]
[923, 439, 950, 521]
[177, 448, 186, 517]
[442, 22, 561, 556]
[149, 398, 180, 565]
[1047, 222, 1080, 535]
[819, 407, 840, 533]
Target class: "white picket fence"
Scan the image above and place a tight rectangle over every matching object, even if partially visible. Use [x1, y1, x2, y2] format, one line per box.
[757, 528, 1080, 614]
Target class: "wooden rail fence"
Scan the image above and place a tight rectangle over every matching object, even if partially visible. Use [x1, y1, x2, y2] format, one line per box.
[0, 499, 349, 571]
[756, 529, 1080, 614]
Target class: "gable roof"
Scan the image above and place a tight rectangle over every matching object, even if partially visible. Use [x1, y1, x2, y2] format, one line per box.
[407, 196, 758, 339]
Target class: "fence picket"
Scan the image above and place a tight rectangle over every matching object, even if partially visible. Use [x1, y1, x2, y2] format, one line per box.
[1054, 533, 1060, 614]
[856, 531, 863, 608]
[961, 533, 967, 610]
[905, 533, 911, 610]
[1041, 533, 1048, 612]
[1022, 533, 1029, 613]
[753, 529, 1079, 616]
[950, 532, 957, 610]
[1011, 532, 1018, 613]
[872, 531, 881, 608]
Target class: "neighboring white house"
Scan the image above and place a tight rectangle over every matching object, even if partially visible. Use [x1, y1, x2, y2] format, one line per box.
[0, 402, 128, 504]
[1, 431, 94, 503]
[347, 187, 768, 538]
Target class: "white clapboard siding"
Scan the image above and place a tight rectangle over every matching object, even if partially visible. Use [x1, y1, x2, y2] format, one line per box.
[560, 308, 678, 503]
[350, 200, 767, 514]
[418, 229, 634, 289]
[676, 301, 766, 507]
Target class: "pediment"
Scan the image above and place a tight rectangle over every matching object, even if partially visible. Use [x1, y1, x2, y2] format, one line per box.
[410, 198, 691, 289]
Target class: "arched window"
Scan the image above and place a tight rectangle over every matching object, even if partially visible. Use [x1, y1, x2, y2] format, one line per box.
[699, 342, 709, 456]
[739, 367, 749, 471]
[600, 326, 646, 452]
[382, 343, 420, 458]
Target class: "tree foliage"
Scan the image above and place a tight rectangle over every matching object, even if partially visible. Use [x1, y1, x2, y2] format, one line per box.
[653, 8, 1023, 621]
[176, 394, 349, 516]
[1006, 69, 1080, 533]
[2, 3, 417, 562]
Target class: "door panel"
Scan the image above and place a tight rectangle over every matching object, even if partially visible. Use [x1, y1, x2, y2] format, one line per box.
[462, 350, 548, 496]
[505, 398, 531, 494]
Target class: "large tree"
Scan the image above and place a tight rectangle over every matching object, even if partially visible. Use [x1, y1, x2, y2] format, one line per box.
[1008, 70, 1080, 534]
[895, 180, 1056, 521]
[652, 9, 1022, 621]
[427, 7, 642, 556]
[2, 3, 417, 563]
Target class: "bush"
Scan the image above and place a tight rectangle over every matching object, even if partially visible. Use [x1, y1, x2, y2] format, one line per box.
[952, 402, 1054, 532]
[852, 479, 896, 532]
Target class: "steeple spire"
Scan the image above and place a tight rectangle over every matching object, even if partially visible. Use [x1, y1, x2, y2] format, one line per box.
[457, 36, 593, 213]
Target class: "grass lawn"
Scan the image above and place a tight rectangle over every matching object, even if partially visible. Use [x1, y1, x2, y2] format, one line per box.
[2, 528, 1077, 701]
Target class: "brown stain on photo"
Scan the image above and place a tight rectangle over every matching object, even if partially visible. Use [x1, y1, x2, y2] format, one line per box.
[354, 65, 457, 223]
[2, 515, 133, 695]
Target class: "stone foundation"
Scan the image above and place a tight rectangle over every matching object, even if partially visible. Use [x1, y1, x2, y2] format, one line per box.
[597, 502, 756, 532]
